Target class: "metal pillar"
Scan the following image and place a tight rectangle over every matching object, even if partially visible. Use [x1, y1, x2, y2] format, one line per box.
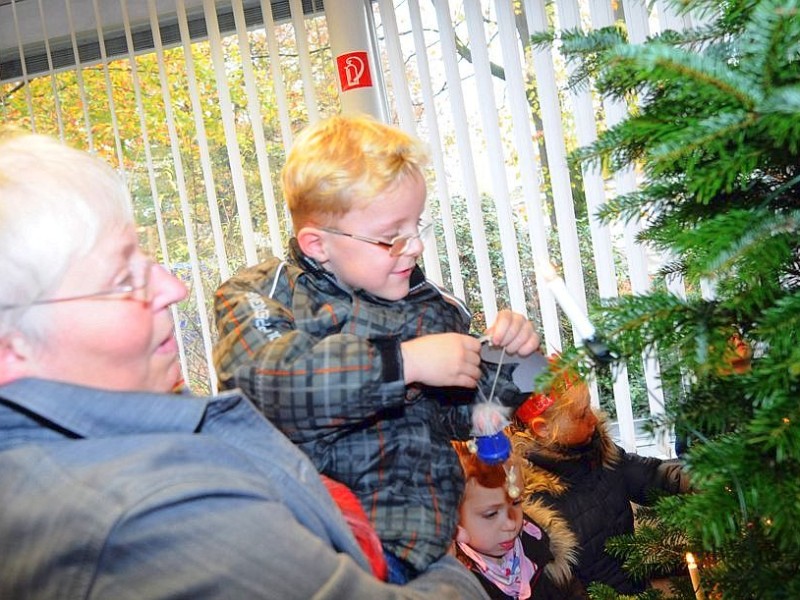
[324, 0, 389, 121]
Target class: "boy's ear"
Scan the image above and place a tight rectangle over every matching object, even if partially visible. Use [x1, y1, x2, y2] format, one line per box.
[455, 524, 470, 544]
[0, 333, 35, 385]
[296, 226, 329, 263]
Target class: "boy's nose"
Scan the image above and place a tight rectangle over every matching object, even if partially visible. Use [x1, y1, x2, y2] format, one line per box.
[405, 235, 425, 256]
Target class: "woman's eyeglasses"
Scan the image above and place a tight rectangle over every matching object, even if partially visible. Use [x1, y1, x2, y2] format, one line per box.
[0, 258, 154, 310]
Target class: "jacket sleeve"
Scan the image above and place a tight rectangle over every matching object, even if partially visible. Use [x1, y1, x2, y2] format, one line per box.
[420, 361, 524, 441]
[621, 449, 690, 504]
[93, 487, 490, 600]
[213, 263, 407, 443]
[0, 434, 490, 600]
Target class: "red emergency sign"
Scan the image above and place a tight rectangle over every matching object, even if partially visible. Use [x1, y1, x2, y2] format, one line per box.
[336, 51, 373, 91]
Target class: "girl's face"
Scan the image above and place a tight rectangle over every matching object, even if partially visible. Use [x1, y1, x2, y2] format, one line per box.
[457, 478, 524, 561]
[548, 383, 598, 447]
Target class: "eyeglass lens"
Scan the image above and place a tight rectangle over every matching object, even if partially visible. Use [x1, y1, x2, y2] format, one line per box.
[388, 223, 432, 257]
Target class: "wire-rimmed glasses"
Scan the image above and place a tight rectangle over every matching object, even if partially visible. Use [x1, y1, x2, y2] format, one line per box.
[0, 257, 154, 310]
[319, 221, 433, 257]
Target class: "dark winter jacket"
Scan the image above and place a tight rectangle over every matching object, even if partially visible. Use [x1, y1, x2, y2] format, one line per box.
[513, 418, 689, 594]
[213, 239, 526, 572]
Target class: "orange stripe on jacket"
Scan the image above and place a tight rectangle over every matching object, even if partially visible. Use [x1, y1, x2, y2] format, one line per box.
[215, 290, 255, 357]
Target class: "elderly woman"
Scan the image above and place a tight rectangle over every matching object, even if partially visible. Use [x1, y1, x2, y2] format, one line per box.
[0, 130, 488, 600]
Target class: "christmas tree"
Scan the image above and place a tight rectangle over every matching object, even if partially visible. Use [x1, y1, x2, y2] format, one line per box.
[549, 0, 800, 597]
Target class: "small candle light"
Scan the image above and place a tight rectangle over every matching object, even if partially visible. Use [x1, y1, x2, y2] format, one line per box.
[686, 552, 706, 600]
[538, 261, 597, 342]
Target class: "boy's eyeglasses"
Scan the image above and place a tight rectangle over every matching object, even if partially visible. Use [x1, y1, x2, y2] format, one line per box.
[0, 258, 154, 310]
[319, 221, 433, 257]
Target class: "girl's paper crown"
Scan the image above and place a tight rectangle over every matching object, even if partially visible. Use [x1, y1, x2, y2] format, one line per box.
[514, 353, 581, 423]
[515, 392, 555, 422]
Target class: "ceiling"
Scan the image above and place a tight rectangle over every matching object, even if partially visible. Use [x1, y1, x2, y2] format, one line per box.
[0, 0, 323, 82]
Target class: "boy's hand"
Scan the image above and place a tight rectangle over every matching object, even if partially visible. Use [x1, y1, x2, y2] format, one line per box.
[401, 333, 482, 387]
[484, 309, 540, 356]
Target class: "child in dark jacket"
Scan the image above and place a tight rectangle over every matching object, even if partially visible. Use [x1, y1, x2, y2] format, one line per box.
[512, 363, 690, 594]
[453, 441, 587, 599]
[213, 114, 540, 583]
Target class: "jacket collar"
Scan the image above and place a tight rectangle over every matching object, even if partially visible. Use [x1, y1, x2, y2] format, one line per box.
[0, 377, 228, 439]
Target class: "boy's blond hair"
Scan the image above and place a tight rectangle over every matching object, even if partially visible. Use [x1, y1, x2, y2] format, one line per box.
[281, 114, 429, 230]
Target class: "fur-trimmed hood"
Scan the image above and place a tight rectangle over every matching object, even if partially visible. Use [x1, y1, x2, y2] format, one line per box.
[512, 415, 619, 588]
[512, 414, 621, 497]
[522, 496, 580, 590]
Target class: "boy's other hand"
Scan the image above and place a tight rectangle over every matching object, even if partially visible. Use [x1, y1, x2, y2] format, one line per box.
[484, 310, 540, 356]
[401, 333, 482, 387]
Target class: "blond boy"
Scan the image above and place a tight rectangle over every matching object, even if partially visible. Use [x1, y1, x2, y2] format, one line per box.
[214, 114, 539, 582]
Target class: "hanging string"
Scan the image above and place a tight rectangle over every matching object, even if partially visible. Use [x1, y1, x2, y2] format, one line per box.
[487, 346, 505, 404]
[470, 339, 513, 466]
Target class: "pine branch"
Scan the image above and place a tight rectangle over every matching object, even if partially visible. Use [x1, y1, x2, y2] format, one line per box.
[587, 582, 667, 600]
[599, 43, 761, 108]
[556, 2, 800, 596]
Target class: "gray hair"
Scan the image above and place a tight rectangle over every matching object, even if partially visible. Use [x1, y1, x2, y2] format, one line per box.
[0, 129, 133, 339]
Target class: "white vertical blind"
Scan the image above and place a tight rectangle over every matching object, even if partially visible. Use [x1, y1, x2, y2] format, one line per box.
[203, 0, 259, 266]
[511, 0, 563, 354]
[513, 0, 589, 345]
[91, 0, 124, 169]
[175, 0, 231, 282]
[406, 0, 466, 298]
[618, 0, 669, 453]
[430, 0, 499, 324]
[0, 0, 682, 455]
[289, 0, 320, 124]
[148, 0, 217, 391]
[554, 0, 629, 417]
[553, 0, 639, 434]
[120, 0, 190, 382]
[553, 0, 618, 308]
[462, 0, 526, 315]
[37, 0, 65, 139]
[231, 0, 284, 259]
[64, 0, 95, 152]
[376, 0, 444, 284]
[258, 0, 294, 150]
[11, 0, 36, 131]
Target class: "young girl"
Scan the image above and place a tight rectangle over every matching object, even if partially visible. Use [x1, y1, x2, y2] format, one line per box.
[512, 361, 689, 594]
[453, 441, 586, 599]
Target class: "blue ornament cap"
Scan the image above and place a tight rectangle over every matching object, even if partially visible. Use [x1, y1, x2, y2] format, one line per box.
[475, 431, 511, 465]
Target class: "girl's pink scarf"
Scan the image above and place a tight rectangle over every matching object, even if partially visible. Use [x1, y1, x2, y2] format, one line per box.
[458, 521, 542, 599]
